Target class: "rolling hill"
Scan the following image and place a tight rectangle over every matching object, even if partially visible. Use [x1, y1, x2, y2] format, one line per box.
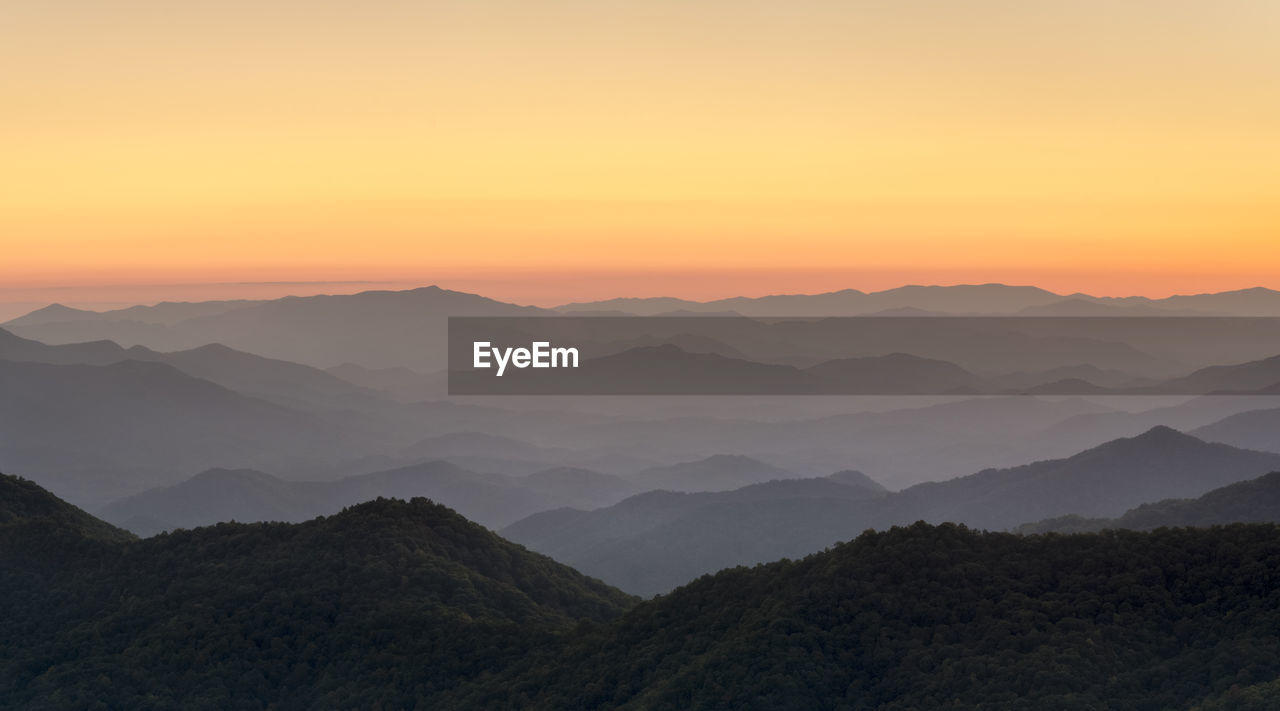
[470, 523, 1280, 710]
[7, 474, 1280, 709]
[0, 477, 635, 709]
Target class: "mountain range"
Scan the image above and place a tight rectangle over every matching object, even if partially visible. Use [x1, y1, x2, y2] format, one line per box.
[504, 427, 1280, 594]
[554, 284, 1280, 317]
[1017, 470, 1280, 534]
[96, 459, 644, 536]
[9, 284, 1280, 374]
[0, 358, 355, 506]
[5, 286, 549, 371]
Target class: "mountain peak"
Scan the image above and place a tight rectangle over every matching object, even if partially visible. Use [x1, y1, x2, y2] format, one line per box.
[1132, 425, 1192, 442]
[828, 469, 889, 493]
[4, 303, 97, 326]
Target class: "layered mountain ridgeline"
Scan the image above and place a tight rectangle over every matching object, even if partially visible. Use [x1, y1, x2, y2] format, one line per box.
[505, 428, 1280, 594]
[0, 358, 368, 506]
[97, 461, 645, 536]
[0, 326, 376, 409]
[7, 476, 1280, 709]
[10, 285, 1280, 377]
[0, 479, 634, 710]
[1192, 406, 1280, 453]
[99, 453, 812, 538]
[630, 454, 801, 493]
[3, 286, 550, 371]
[886, 426, 1280, 529]
[503, 475, 888, 596]
[554, 284, 1280, 317]
[1018, 471, 1280, 534]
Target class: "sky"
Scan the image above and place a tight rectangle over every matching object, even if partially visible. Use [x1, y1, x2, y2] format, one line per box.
[2, 0, 1278, 307]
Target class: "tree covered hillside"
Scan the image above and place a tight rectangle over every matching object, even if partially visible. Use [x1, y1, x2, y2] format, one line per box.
[0, 488, 634, 709]
[466, 523, 1280, 711]
[5, 473, 1280, 710]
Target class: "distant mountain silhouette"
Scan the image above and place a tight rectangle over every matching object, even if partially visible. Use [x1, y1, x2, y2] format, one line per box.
[98, 459, 644, 536]
[827, 469, 889, 492]
[2, 303, 100, 326]
[0, 359, 353, 506]
[1150, 286, 1280, 316]
[0, 327, 374, 408]
[325, 362, 441, 400]
[1021, 377, 1115, 394]
[993, 363, 1152, 390]
[1017, 471, 1280, 533]
[402, 431, 574, 462]
[4, 286, 550, 370]
[5, 299, 258, 327]
[593, 332, 750, 359]
[0, 327, 127, 364]
[505, 428, 1280, 594]
[805, 352, 990, 393]
[526, 395, 1120, 489]
[502, 476, 887, 595]
[1192, 407, 1280, 453]
[555, 285, 1280, 317]
[892, 426, 1280, 529]
[171, 285, 551, 370]
[555, 284, 1072, 316]
[630, 454, 798, 492]
[523, 467, 641, 507]
[1016, 298, 1180, 316]
[96, 468, 319, 536]
[1145, 354, 1280, 394]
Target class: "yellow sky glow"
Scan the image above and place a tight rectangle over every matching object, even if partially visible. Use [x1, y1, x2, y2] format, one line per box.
[2, 1, 1277, 303]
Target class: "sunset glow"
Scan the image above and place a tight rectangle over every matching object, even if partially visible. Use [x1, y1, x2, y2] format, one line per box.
[3, 1, 1278, 304]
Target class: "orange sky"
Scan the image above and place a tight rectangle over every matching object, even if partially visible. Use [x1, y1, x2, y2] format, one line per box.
[2, 1, 1278, 305]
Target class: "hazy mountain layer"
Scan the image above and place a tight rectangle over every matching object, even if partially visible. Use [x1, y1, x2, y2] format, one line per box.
[98, 461, 642, 535]
[504, 428, 1280, 594]
[555, 284, 1280, 317]
[0, 359, 354, 506]
[1016, 470, 1280, 534]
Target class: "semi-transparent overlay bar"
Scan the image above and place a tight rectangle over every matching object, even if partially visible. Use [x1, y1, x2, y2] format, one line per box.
[448, 316, 1280, 395]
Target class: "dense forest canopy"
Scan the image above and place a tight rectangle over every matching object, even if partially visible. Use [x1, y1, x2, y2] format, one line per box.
[4, 473, 1280, 709]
